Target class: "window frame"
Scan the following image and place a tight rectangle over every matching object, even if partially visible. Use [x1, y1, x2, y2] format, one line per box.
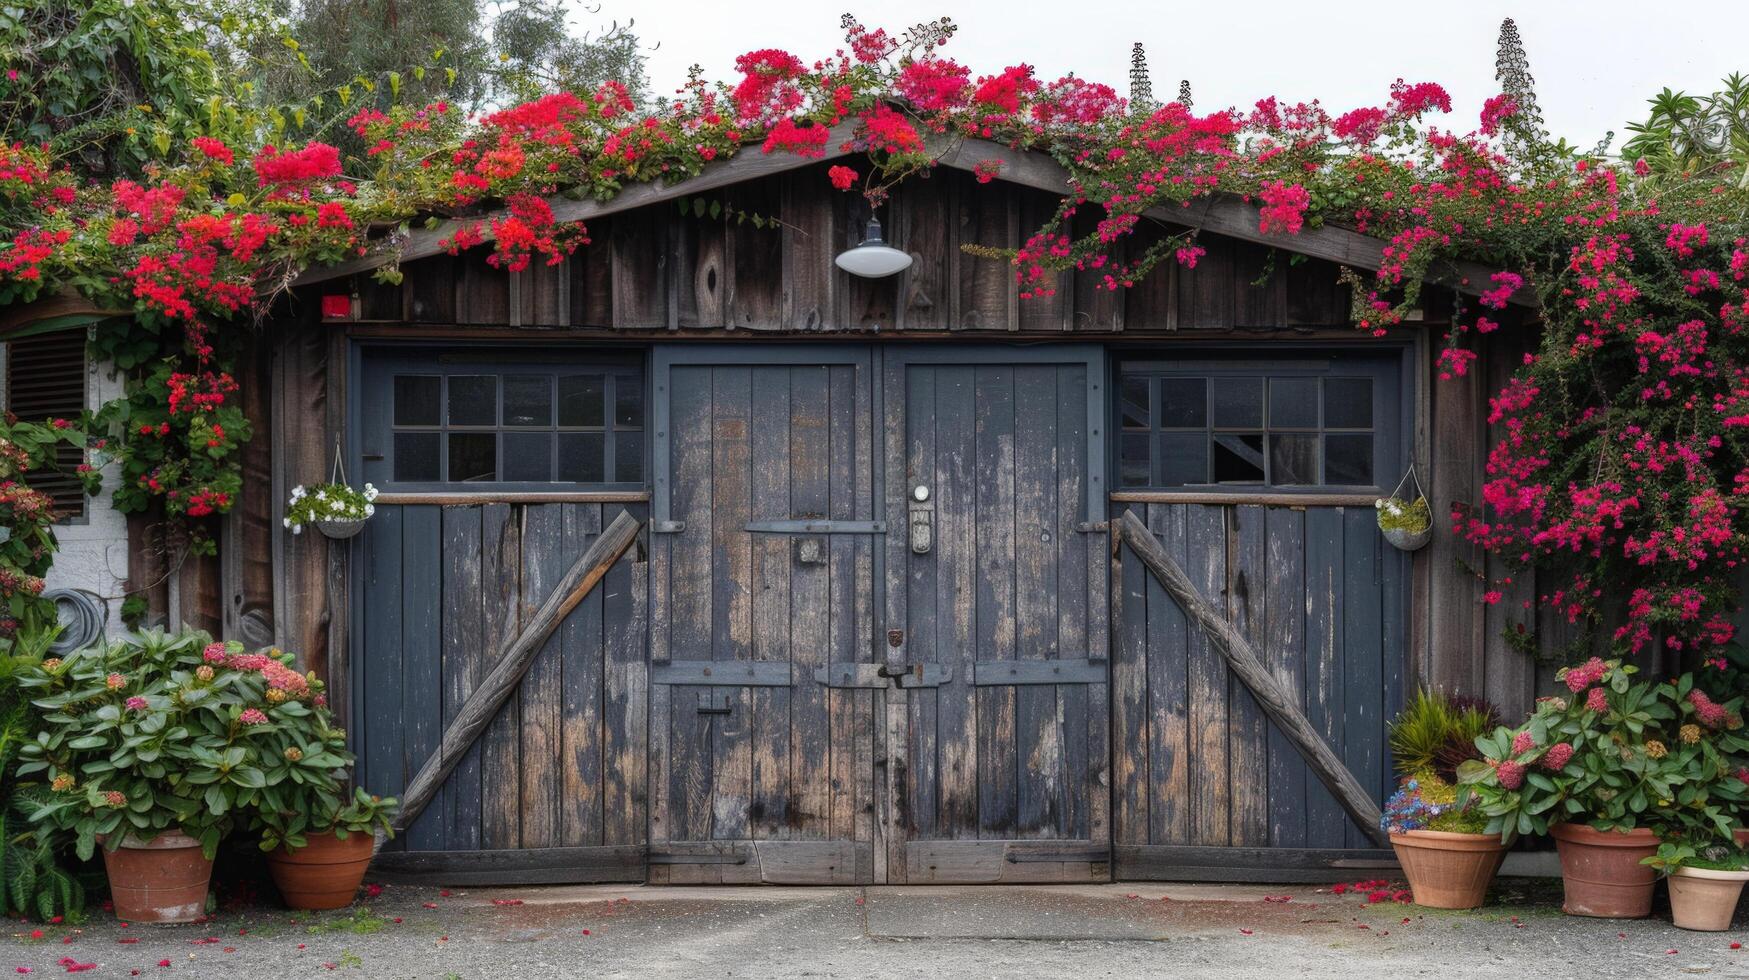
[356, 347, 648, 494]
[1111, 348, 1406, 497]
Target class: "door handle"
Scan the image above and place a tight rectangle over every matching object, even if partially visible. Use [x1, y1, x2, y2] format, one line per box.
[909, 485, 933, 555]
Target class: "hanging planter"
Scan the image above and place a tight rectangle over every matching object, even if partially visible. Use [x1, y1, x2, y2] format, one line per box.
[285, 437, 378, 540]
[1376, 465, 1432, 552]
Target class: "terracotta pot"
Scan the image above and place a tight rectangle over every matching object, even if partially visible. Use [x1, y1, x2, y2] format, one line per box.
[1389, 830, 1510, 909]
[99, 830, 213, 924]
[1667, 866, 1749, 931]
[265, 831, 374, 910]
[1549, 823, 1659, 918]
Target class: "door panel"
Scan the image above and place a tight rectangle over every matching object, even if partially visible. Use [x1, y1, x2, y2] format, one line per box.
[649, 349, 879, 883]
[884, 349, 1111, 883]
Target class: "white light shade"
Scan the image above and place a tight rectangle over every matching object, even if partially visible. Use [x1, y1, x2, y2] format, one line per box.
[835, 218, 912, 278]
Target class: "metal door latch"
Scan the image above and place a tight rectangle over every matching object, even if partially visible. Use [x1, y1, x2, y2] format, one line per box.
[696, 691, 732, 714]
[909, 485, 933, 555]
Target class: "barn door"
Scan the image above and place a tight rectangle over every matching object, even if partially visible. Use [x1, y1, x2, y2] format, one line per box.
[648, 347, 881, 883]
[882, 347, 1112, 883]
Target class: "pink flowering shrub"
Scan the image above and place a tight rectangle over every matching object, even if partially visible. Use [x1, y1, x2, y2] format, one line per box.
[15, 629, 386, 861]
[1461, 659, 1749, 843]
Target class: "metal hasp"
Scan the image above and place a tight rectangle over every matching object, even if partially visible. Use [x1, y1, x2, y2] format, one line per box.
[880, 663, 951, 689]
[651, 660, 794, 686]
[696, 691, 733, 714]
[971, 658, 1108, 685]
[813, 663, 952, 689]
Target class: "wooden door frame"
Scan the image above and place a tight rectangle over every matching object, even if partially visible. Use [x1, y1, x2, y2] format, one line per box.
[879, 344, 1111, 883]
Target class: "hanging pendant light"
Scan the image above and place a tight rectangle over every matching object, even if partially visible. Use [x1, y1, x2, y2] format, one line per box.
[834, 217, 912, 278]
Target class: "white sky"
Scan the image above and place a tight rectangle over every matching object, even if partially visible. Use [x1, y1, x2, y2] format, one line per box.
[594, 0, 1749, 152]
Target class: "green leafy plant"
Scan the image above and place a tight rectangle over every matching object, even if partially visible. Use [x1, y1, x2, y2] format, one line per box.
[283, 482, 378, 535]
[1460, 659, 1749, 842]
[1375, 495, 1432, 534]
[1388, 689, 1498, 782]
[15, 630, 319, 859]
[246, 671, 398, 851]
[0, 628, 88, 920]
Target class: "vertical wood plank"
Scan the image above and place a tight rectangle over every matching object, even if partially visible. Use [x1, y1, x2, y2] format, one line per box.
[666, 366, 714, 846]
[401, 506, 443, 850]
[603, 501, 649, 848]
[479, 503, 522, 848]
[1341, 507, 1385, 849]
[709, 367, 753, 840]
[360, 507, 403, 819]
[1112, 501, 1149, 846]
[749, 368, 792, 839]
[517, 503, 564, 849]
[440, 506, 483, 850]
[1267, 507, 1312, 848]
[826, 362, 859, 840]
[974, 366, 1018, 837]
[1014, 365, 1060, 837]
[788, 364, 831, 840]
[935, 365, 978, 836]
[560, 504, 606, 848]
[1303, 507, 1345, 848]
[1227, 505, 1271, 848]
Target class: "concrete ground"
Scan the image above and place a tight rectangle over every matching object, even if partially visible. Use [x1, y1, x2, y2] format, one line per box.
[7, 878, 1749, 979]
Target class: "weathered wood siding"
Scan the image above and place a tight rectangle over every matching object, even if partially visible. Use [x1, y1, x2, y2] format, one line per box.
[353, 501, 648, 856]
[1113, 501, 1407, 856]
[341, 164, 1353, 336]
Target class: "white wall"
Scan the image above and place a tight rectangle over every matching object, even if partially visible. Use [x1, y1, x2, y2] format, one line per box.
[0, 341, 131, 637]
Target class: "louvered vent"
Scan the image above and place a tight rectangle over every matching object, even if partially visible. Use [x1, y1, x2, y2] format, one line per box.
[6, 331, 87, 520]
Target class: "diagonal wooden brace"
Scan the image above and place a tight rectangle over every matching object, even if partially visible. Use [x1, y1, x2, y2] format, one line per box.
[1117, 510, 1387, 847]
[382, 510, 642, 848]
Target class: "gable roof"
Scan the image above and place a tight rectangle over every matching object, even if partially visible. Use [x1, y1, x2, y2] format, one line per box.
[296, 123, 1534, 308]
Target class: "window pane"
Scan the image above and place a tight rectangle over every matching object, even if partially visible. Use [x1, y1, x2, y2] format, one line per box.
[503, 375, 552, 427]
[1159, 432, 1208, 486]
[1119, 376, 1150, 429]
[1324, 378, 1373, 429]
[1212, 377, 1263, 428]
[1212, 433, 1264, 483]
[559, 432, 606, 482]
[449, 433, 496, 482]
[1325, 434, 1373, 486]
[1269, 434, 1319, 485]
[615, 431, 644, 482]
[503, 432, 553, 481]
[393, 432, 439, 482]
[1159, 378, 1207, 427]
[1268, 378, 1319, 428]
[448, 375, 497, 426]
[559, 375, 605, 427]
[393, 376, 440, 426]
[614, 374, 644, 428]
[1119, 433, 1151, 487]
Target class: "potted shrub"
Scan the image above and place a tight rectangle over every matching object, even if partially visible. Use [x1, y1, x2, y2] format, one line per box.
[244, 664, 398, 909]
[14, 630, 284, 923]
[1461, 658, 1674, 918]
[1383, 691, 1507, 908]
[1383, 774, 1507, 909]
[259, 788, 396, 909]
[1646, 842, 1749, 931]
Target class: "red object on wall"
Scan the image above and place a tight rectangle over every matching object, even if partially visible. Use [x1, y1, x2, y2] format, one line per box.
[320, 294, 352, 320]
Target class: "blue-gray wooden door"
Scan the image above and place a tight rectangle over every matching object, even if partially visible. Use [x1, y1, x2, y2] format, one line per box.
[882, 347, 1111, 883]
[647, 347, 881, 883]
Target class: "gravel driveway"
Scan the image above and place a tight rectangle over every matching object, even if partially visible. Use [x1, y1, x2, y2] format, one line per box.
[6, 878, 1748, 979]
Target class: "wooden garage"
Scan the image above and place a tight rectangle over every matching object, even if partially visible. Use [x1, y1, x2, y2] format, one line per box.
[195, 140, 1549, 885]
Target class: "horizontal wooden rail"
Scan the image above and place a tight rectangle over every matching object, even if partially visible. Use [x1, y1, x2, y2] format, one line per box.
[383, 509, 641, 846]
[1116, 509, 1387, 846]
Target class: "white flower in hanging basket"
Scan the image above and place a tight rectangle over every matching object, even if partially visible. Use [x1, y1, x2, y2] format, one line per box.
[285, 482, 379, 540]
[1375, 495, 1433, 552]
